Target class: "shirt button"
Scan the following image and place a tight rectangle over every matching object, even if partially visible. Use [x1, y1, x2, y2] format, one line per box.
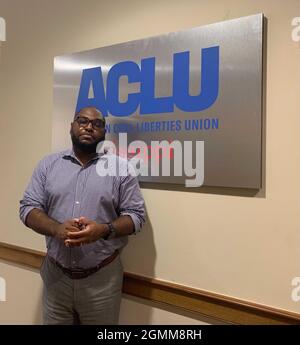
[72, 261, 76, 265]
[75, 201, 80, 204]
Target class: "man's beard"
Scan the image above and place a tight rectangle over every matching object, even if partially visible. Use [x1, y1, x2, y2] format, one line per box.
[71, 132, 100, 153]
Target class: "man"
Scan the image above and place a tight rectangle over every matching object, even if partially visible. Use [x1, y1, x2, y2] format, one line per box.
[19, 107, 145, 325]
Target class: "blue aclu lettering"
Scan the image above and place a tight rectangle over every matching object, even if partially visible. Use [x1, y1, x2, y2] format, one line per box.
[76, 46, 219, 116]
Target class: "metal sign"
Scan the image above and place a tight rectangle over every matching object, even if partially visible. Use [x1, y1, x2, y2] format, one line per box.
[53, 13, 263, 188]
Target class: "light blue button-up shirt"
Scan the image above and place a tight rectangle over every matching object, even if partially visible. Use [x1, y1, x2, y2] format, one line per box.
[19, 149, 145, 269]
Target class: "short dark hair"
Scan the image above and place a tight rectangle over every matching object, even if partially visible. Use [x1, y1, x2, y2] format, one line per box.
[74, 107, 105, 124]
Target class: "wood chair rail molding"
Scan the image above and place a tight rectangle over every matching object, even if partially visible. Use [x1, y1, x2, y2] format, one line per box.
[0, 242, 299, 325]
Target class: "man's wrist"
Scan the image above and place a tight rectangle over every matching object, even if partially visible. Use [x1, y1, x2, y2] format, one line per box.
[50, 221, 61, 238]
[103, 222, 117, 240]
[101, 223, 110, 239]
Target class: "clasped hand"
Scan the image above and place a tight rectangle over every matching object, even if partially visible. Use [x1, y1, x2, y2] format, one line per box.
[54, 217, 108, 247]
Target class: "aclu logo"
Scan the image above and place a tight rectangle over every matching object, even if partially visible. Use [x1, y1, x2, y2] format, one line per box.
[76, 46, 219, 117]
[0, 17, 6, 41]
[291, 277, 300, 302]
[0, 276, 6, 301]
[291, 17, 300, 42]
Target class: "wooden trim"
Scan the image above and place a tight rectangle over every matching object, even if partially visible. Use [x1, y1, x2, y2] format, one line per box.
[123, 272, 300, 324]
[0, 242, 299, 324]
[0, 242, 45, 269]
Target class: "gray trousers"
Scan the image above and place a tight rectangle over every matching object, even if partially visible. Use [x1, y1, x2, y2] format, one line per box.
[40, 254, 123, 325]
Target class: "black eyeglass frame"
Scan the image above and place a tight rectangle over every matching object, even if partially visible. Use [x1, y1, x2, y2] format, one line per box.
[74, 116, 105, 130]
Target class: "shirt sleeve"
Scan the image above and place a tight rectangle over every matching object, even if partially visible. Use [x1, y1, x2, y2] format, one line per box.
[19, 158, 47, 226]
[118, 174, 145, 234]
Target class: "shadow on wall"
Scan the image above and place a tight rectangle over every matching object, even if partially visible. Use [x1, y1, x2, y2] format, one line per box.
[120, 208, 157, 324]
[34, 285, 43, 324]
[118, 214, 229, 325]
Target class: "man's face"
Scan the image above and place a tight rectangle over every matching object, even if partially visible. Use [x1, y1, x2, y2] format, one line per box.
[70, 107, 106, 151]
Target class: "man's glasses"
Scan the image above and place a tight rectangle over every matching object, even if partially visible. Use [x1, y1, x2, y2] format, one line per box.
[75, 116, 105, 130]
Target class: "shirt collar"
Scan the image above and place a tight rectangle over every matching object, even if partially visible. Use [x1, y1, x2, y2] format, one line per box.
[62, 147, 104, 163]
